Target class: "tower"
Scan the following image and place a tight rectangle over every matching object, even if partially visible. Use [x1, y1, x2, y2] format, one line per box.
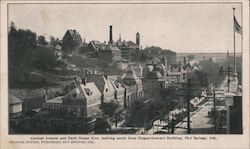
[136, 32, 140, 48]
[109, 25, 113, 44]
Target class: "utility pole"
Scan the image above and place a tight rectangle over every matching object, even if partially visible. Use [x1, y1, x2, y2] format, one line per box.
[187, 79, 191, 134]
[213, 89, 217, 133]
[171, 78, 207, 134]
[205, 88, 227, 134]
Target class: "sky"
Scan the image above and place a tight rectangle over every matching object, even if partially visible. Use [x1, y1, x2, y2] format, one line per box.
[8, 3, 242, 53]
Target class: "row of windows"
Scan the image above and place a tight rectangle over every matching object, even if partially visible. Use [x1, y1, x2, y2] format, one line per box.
[43, 104, 62, 109]
[126, 91, 143, 101]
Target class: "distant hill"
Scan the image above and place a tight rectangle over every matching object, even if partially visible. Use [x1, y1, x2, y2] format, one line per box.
[177, 53, 242, 63]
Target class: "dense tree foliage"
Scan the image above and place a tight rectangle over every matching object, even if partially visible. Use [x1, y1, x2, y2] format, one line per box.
[127, 100, 147, 127]
[189, 70, 209, 88]
[127, 98, 169, 127]
[102, 102, 119, 118]
[37, 35, 48, 45]
[199, 59, 225, 87]
[8, 22, 58, 88]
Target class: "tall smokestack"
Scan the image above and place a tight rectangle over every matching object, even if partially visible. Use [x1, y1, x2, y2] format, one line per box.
[109, 25, 113, 44]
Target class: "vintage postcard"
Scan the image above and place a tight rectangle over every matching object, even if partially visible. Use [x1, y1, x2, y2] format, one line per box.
[0, 0, 249, 149]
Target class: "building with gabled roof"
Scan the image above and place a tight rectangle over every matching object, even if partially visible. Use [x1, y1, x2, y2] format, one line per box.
[121, 68, 143, 109]
[62, 29, 82, 53]
[142, 64, 166, 100]
[110, 79, 125, 107]
[86, 74, 116, 105]
[62, 77, 102, 120]
[9, 94, 23, 118]
[88, 40, 105, 52]
[100, 44, 122, 61]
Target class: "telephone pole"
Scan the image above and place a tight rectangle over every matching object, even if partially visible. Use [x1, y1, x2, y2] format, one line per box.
[171, 78, 207, 134]
[187, 79, 191, 134]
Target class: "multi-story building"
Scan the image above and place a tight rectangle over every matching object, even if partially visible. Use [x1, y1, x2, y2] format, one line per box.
[9, 94, 23, 118]
[110, 79, 125, 108]
[99, 44, 122, 61]
[86, 74, 116, 105]
[35, 77, 102, 133]
[121, 68, 143, 109]
[63, 77, 102, 117]
[62, 29, 82, 52]
[142, 65, 166, 100]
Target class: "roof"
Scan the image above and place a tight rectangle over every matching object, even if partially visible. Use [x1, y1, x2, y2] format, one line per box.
[79, 82, 102, 98]
[116, 40, 137, 47]
[9, 94, 23, 104]
[126, 41, 137, 46]
[46, 96, 63, 104]
[122, 69, 142, 86]
[63, 30, 82, 42]
[68, 30, 81, 38]
[86, 74, 105, 93]
[110, 79, 124, 91]
[89, 40, 105, 51]
[106, 45, 120, 51]
[86, 74, 115, 94]
[146, 71, 164, 80]
[183, 63, 193, 71]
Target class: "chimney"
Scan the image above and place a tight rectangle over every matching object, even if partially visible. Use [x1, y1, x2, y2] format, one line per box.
[109, 25, 113, 44]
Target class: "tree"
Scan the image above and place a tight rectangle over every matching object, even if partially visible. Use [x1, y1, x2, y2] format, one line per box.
[8, 23, 59, 88]
[101, 101, 120, 127]
[102, 102, 119, 118]
[50, 36, 56, 45]
[189, 70, 209, 88]
[127, 100, 146, 127]
[162, 86, 178, 110]
[8, 24, 37, 85]
[33, 47, 58, 70]
[38, 35, 48, 45]
[199, 60, 224, 87]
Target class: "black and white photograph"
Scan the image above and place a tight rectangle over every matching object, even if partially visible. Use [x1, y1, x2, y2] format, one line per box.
[6, 2, 245, 136]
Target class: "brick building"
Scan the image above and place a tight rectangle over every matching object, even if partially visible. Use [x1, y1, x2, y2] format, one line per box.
[121, 68, 143, 109]
[62, 30, 82, 53]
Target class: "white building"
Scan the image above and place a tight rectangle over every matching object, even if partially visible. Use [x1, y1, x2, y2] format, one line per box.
[9, 94, 23, 118]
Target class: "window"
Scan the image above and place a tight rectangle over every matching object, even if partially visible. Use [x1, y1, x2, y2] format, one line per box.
[106, 88, 108, 92]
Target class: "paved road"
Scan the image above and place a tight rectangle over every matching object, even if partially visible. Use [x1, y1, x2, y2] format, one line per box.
[174, 99, 214, 134]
